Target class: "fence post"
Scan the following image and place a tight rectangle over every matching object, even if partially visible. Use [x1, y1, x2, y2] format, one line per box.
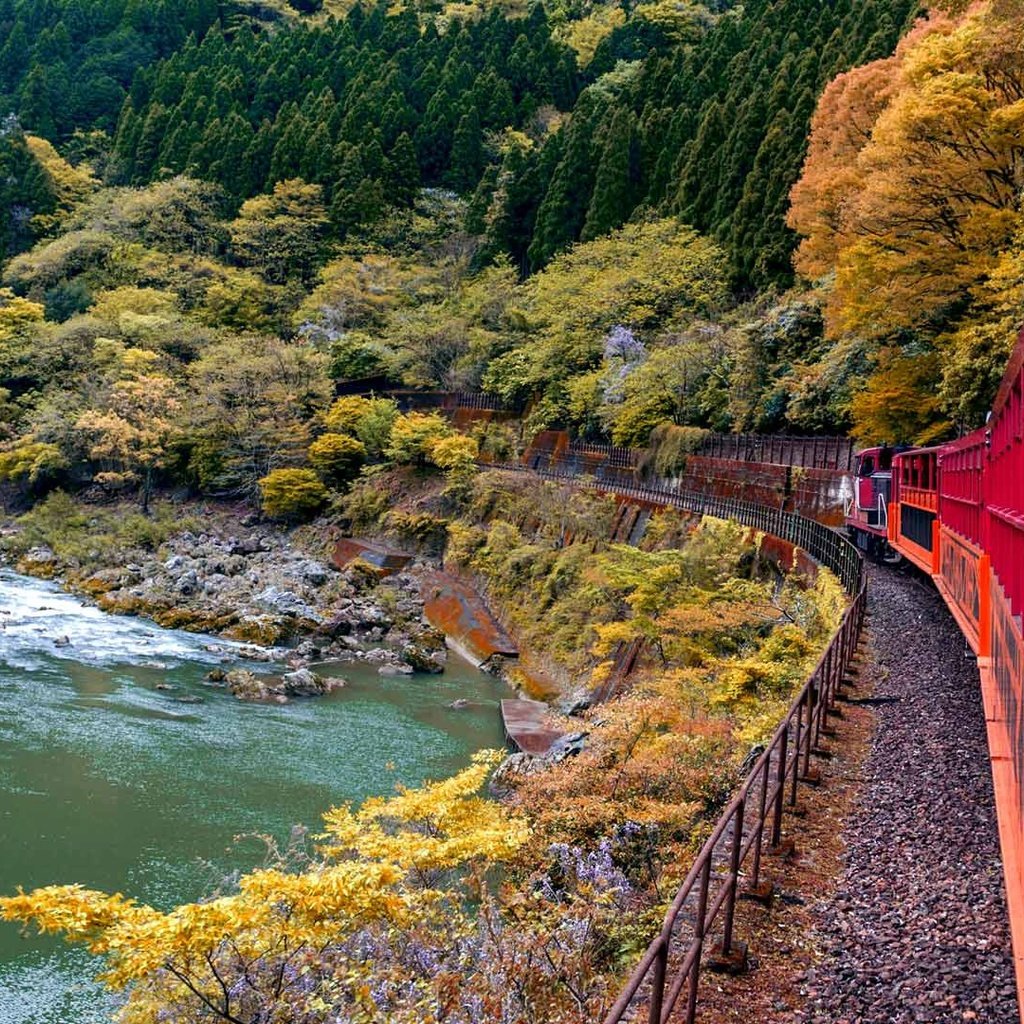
[790, 706, 802, 807]
[720, 797, 745, 956]
[685, 857, 714, 1024]
[647, 937, 668, 1024]
[772, 727, 788, 847]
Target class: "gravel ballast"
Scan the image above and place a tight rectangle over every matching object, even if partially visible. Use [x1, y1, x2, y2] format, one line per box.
[805, 563, 1019, 1023]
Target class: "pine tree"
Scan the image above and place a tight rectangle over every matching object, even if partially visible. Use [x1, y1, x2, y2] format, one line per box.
[19, 65, 57, 140]
[581, 108, 639, 242]
[387, 132, 420, 207]
[447, 109, 482, 193]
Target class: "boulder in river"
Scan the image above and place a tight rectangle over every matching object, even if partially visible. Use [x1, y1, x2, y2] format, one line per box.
[379, 663, 414, 676]
[280, 667, 344, 697]
[225, 669, 285, 702]
[402, 643, 446, 674]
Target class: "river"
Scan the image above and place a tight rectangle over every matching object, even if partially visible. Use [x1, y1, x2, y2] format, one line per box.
[0, 569, 509, 1022]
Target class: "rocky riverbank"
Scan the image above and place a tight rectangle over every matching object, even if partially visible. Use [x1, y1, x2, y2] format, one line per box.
[6, 512, 452, 699]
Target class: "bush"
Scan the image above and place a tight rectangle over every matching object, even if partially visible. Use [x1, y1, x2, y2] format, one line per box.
[336, 479, 389, 532]
[385, 412, 450, 466]
[308, 432, 366, 485]
[323, 396, 398, 456]
[644, 423, 710, 478]
[258, 468, 327, 521]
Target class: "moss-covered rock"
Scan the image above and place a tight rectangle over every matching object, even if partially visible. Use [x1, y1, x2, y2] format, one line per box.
[224, 616, 287, 646]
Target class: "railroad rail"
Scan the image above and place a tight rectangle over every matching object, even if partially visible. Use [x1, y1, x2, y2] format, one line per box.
[494, 461, 866, 1023]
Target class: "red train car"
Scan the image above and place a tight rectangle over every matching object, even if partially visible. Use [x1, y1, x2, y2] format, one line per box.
[888, 447, 941, 575]
[849, 331, 1024, 1005]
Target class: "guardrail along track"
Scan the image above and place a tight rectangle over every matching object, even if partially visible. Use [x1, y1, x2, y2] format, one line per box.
[494, 462, 866, 1024]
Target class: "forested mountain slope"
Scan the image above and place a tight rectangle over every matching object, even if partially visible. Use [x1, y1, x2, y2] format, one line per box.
[3, 0, 916, 285]
[2, 0, 1022, 502]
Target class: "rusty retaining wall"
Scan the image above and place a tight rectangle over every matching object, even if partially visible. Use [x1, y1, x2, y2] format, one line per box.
[519, 432, 853, 527]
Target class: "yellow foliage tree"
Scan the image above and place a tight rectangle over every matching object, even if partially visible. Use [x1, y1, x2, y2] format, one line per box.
[24, 135, 99, 235]
[0, 752, 527, 1023]
[76, 374, 181, 510]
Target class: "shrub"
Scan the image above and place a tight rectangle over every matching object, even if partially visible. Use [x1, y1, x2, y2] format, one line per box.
[336, 476, 390, 532]
[385, 412, 451, 466]
[258, 468, 327, 521]
[308, 432, 366, 485]
[323, 396, 398, 456]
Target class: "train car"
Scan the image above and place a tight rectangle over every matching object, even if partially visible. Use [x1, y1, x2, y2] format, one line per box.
[856, 331, 1024, 1004]
[888, 446, 941, 574]
[844, 444, 902, 560]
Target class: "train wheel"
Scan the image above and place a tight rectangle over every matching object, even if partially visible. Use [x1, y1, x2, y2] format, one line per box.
[880, 544, 903, 566]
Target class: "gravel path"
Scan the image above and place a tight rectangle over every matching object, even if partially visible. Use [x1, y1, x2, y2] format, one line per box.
[805, 563, 1019, 1024]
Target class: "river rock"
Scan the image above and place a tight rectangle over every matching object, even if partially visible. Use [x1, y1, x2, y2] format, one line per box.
[255, 586, 317, 619]
[379, 663, 414, 676]
[320, 613, 353, 637]
[175, 570, 199, 595]
[225, 669, 275, 701]
[293, 639, 321, 660]
[490, 753, 547, 794]
[286, 559, 331, 586]
[235, 645, 275, 662]
[402, 644, 445, 674]
[281, 668, 329, 696]
[546, 731, 588, 762]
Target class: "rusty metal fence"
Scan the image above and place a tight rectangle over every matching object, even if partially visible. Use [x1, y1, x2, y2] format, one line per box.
[697, 433, 856, 471]
[494, 461, 866, 1024]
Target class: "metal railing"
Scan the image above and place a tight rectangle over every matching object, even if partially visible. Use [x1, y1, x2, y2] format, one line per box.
[500, 464, 862, 594]
[491, 461, 866, 1024]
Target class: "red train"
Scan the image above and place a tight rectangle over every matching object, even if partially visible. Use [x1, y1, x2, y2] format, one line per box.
[845, 335, 1024, 1001]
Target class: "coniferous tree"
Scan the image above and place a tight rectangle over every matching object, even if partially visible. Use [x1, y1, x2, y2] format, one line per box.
[388, 133, 420, 207]
[447, 110, 483, 193]
[581, 108, 640, 242]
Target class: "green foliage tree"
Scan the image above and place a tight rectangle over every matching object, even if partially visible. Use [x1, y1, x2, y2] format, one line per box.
[229, 179, 329, 285]
[323, 395, 399, 456]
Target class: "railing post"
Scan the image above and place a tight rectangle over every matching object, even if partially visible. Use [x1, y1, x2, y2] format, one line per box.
[647, 937, 668, 1024]
[749, 759, 770, 890]
[721, 797, 744, 955]
[685, 857, 713, 1024]
[790, 706, 802, 806]
[803, 683, 814, 773]
[772, 727, 788, 846]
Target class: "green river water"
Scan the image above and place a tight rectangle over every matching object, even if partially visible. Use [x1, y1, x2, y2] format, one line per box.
[0, 568, 509, 1022]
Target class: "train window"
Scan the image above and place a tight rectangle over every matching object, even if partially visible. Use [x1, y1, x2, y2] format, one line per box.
[879, 447, 894, 471]
[859, 455, 875, 476]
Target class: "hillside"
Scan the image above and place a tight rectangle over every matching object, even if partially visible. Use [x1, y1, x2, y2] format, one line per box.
[4, 0, 1024, 1021]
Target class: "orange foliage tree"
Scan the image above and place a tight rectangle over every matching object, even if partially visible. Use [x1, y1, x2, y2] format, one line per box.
[788, 0, 1024, 439]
